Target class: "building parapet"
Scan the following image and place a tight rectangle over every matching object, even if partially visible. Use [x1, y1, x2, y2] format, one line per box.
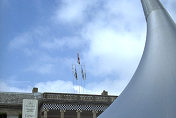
[42, 93, 117, 103]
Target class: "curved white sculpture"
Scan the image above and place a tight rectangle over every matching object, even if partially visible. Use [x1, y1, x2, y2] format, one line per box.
[99, 0, 176, 118]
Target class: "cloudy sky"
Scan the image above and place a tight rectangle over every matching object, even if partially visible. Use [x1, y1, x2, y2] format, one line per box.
[0, 0, 176, 95]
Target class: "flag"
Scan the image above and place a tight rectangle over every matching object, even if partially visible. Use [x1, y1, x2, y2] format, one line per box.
[81, 66, 84, 80]
[84, 66, 86, 80]
[84, 72, 86, 80]
[74, 67, 78, 80]
[77, 52, 80, 64]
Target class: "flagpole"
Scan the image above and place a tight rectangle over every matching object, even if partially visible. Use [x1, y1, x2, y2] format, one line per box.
[81, 65, 82, 94]
[72, 51, 87, 94]
[75, 64, 79, 93]
[83, 65, 86, 93]
[72, 64, 74, 93]
[78, 64, 80, 94]
[81, 65, 84, 94]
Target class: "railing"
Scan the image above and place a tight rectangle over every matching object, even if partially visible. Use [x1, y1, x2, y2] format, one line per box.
[42, 93, 117, 103]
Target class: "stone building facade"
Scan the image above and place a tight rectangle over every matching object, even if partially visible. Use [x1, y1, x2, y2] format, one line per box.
[0, 89, 117, 118]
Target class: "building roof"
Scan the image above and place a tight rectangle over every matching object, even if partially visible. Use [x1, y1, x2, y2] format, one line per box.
[0, 92, 117, 105]
[0, 92, 35, 105]
[0, 91, 117, 112]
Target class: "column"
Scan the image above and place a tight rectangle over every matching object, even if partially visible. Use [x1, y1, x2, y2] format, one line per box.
[76, 110, 82, 118]
[92, 111, 98, 118]
[43, 109, 49, 118]
[60, 110, 66, 118]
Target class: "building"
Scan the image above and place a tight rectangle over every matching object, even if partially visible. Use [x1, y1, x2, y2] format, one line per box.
[0, 88, 117, 118]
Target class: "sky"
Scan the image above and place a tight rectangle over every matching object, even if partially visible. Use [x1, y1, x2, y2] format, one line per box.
[0, 0, 176, 95]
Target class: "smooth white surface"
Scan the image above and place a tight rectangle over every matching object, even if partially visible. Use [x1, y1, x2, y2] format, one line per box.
[99, 0, 176, 117]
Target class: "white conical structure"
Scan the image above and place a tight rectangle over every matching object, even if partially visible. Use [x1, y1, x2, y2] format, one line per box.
[99, 0, 176, 118]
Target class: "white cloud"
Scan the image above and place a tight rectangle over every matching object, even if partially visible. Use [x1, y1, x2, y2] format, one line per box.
[34, 80, 73, 93]
[26, 63, 54, 74]
[54, 0, 98, 23]
[83, 28, 145, 77]
[9, 33, 32, 49]
[0, 82, 31, 92]
[40, 37, 87, 50]
[0, 80, 84, 94]
[34, 80, 90, 94]
[85, 78, 127, 95]
[79, 0, 146, 80]
[8, 27, 48, 51]
[0, 79, 124, 95]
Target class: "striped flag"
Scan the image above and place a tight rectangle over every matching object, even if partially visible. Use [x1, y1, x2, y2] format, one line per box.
[84, 71, 86, 80]
[84, 66, 86, 80]
[77, 53, 80, 64]
[81, 66, 84, 80]
[74, 67, 78, 80]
